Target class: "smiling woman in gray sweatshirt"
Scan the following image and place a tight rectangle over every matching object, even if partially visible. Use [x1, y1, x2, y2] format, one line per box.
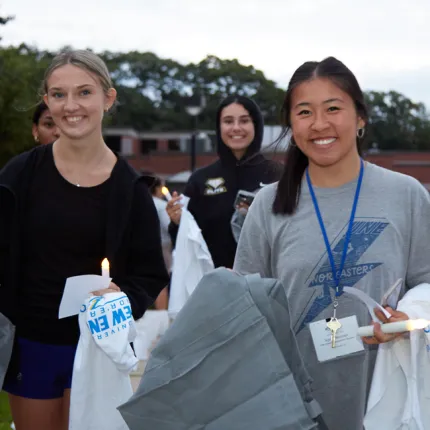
[233, 56, 430, 430]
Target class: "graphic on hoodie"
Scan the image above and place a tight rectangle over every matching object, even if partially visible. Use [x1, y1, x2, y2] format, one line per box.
[204, 177, 227, 195]
[297, 218, 389, 333]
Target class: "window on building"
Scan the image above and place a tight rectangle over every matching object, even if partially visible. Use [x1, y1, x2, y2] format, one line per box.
[140, 140, 157, 154]
[206, 134, 217, 152]
[121, 137, 134, 156]
[168, 139, 180, 151]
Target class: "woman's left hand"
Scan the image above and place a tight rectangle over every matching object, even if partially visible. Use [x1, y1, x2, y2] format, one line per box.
[92, 282, 121, 296]
[362, 306, 409, 345]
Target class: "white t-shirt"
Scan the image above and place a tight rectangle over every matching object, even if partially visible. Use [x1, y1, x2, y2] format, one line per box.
[153, 196, 170, 246]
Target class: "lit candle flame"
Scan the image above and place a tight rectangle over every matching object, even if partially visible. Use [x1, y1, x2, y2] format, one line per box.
[101, 258, 110, 277]
[407, 319, 430, 330]
[161, 186, 172, 201]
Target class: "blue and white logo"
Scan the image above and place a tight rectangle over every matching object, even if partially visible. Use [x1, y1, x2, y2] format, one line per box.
[86, 294, 133, 340]
[297, 219, 389, 333]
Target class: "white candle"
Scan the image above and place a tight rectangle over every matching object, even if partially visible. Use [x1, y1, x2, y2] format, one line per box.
[161, 186, 172, 201]
[357, 319, 430, 337]
[101, 258, 110, 277]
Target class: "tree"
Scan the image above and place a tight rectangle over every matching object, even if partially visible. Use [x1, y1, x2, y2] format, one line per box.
[100, 51, 285, 131]
[188, 55, 284, 127]
[365, 91, 430, 151]
[105, 51, 430, 150]
[2, 38, 430, 168]
[0, 44, 52, 166]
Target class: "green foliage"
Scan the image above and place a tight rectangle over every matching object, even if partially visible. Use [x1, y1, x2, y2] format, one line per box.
[365, 90, 430, 150]
[0, 44, 53, 166]
[1, 37, 430, 167]
[100, 51, 430, 150]
[0, 392, 12, 428]
[99, 51, 285, 130]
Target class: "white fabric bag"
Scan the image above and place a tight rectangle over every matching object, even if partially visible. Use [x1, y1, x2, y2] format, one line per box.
[168, 208, 214, 317]
[69, 292, 139, 430]
[364, 284, 430, 430]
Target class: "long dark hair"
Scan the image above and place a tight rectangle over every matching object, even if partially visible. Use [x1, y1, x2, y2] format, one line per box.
[215, 94, 264, 164]
[272, 57, 369, 215]
[32, 101, 49, 125]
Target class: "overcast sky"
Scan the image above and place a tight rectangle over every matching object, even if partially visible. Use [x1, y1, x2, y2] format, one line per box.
[2, 0, 430, 106]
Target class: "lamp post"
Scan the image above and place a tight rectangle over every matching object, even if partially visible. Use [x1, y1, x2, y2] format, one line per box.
[185, 94, 206, 172]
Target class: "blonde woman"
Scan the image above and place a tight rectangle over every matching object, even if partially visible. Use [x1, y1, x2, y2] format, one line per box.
[0, 50, 169, 430]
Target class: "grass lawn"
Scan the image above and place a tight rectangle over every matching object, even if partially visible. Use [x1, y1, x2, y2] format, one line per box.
[0, 392, 12, 429]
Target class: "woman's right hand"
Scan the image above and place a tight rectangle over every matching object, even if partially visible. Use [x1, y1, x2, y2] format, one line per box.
[166, 191, 183, 225]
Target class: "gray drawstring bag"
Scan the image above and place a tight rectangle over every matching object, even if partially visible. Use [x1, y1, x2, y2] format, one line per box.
[119, 268, 327, 429]
[0, 312, 15, 389]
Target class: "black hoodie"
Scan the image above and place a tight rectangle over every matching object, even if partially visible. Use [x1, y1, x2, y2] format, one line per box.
[169, 95, 281, 268]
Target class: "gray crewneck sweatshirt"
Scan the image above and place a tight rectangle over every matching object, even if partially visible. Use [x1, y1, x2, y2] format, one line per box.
[233, 163, 430, 430]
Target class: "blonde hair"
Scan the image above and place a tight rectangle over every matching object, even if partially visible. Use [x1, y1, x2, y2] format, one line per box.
[43, 50, 112, 95]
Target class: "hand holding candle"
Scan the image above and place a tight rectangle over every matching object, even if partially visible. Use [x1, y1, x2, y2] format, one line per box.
[166, 192, 183, 225]
[161, 186, 172, 201]
[361, 306, 411, 345]
[358, 318, 429, 337]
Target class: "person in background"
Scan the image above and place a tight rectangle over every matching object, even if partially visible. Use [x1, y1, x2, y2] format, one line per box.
[0, 49, 169, 430]
[32, 101, 60, 145]
[233, 56, 430, 430]
[149, 175, 172, 310]
[166, 95, 282, 269]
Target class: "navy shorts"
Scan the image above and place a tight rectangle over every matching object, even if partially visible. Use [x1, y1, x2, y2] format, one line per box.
[3, 337, 77, 399]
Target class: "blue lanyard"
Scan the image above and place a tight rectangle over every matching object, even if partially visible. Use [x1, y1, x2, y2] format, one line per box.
[306, 159, 364, 297]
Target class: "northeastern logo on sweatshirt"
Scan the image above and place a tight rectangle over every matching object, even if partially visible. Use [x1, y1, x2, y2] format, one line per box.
[298, 219, 389, 333]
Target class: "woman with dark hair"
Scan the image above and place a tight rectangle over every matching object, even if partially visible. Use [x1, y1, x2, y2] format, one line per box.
[234, 57, 430, 429]
[166, 95, 281, 269]
[32, 101, 60, 145]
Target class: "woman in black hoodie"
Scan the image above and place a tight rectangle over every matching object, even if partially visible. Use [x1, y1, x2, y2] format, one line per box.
[167, 95, 281, 269]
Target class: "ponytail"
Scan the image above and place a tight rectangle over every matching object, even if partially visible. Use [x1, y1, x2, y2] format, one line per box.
[272, 138, 308, 215]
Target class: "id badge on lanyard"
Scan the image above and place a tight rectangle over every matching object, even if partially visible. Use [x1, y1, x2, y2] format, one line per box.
[307, 160, 365, 362]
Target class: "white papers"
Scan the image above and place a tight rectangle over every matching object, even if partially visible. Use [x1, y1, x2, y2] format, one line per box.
[343, 286, 391, 321]
[381, 278, 403, 309]
[59, 275, 112, 319]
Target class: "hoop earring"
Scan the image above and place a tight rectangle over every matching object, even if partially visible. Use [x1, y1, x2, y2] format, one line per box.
[357, 128, 365, 139]
[34, 134, 39, 143]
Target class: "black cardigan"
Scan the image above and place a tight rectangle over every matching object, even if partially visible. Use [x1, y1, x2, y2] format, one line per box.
[0, 145, 169, 324]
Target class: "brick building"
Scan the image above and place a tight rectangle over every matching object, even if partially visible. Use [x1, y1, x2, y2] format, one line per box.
[103, 127, 430, 190]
